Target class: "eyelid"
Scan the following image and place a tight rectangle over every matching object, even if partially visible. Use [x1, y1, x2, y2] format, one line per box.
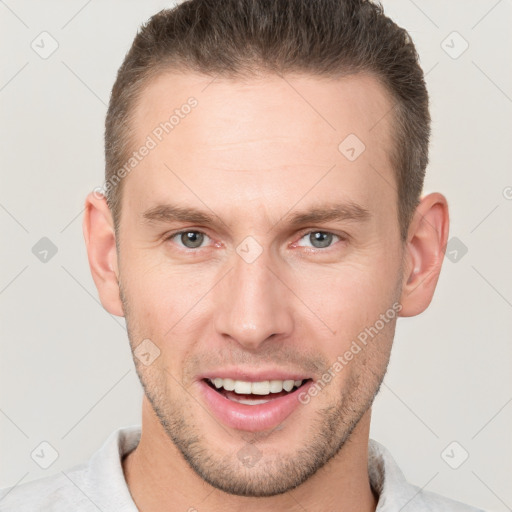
[294, 227, 348, 239]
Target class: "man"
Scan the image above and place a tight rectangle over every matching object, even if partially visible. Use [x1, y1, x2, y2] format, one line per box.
[0, 0, 485, 510]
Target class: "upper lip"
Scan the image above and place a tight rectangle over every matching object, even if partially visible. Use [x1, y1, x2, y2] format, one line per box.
[198, 368, 312, 382]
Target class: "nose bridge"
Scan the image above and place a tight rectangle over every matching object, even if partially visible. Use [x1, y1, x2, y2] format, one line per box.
[213, 242, 293, 349]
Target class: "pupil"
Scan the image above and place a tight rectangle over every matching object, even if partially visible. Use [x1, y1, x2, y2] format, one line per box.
[182, 231, 203, 248]
[310, 232, 332, 248]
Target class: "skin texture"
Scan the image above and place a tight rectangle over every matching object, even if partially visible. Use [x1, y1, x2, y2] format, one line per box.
[83, 71, 449, 511]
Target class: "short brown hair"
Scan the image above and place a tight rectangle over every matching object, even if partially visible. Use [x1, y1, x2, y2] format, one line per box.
[105, 0, 430, 241]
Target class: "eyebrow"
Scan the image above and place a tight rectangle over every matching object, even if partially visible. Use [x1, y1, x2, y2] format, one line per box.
[284, 202, 371, 227]
[141, 201, 371, 228]
[142, 204, 215, 225]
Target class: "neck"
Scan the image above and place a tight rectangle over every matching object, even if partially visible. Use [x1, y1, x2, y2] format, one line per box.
[123, 397, 378, 512]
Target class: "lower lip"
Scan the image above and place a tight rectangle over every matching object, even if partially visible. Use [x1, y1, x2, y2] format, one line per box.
[197, 380, 312, 432]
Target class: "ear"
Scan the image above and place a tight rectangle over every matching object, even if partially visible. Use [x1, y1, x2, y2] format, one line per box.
[82, 191, 124, 317]
[399, 192, 449, 317]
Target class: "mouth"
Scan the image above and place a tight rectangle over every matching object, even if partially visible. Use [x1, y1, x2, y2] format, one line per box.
[198, 376, 314, 432]
[204, 377, 312, 405]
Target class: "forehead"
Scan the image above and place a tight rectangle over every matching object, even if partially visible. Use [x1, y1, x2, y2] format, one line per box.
[132, 70, 394, 152]
[122, 70, 397, 228]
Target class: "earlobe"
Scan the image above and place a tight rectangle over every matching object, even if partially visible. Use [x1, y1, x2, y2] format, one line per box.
[399, 192, 450, 317]
[82, 192, 124, 317]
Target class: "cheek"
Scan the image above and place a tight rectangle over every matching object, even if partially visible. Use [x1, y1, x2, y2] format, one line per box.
[121, 258, 210, 368]
[122, 252, 200, 319]
[293, 257, 399, 333]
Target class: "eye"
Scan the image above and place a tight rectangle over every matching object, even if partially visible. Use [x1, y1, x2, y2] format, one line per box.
[296, 231, 342, 249]
[168, 230, 211, 249]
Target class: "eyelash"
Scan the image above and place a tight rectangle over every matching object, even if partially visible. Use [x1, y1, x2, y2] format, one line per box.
[164, 229, 347, 253]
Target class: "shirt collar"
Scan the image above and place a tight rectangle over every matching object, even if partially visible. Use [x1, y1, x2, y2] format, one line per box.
[91, 426, 433, 511]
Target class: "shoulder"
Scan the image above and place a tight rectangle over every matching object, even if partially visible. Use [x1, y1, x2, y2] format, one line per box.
[368, 439, 486, 512]
[407, 485, 486, 512]
[0, 461, 96, 512]
[0, 425, 141, 512]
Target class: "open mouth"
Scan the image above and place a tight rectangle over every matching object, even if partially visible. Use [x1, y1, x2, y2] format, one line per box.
[203, 377, 312, 405]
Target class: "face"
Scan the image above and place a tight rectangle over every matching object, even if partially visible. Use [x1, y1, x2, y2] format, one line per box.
[117, 71, 405, 497]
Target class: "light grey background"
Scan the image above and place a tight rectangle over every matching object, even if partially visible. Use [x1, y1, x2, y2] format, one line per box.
[1, 1, 511, 510]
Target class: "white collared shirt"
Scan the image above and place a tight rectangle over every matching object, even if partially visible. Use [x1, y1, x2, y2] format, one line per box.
[0, 425, 485, 511]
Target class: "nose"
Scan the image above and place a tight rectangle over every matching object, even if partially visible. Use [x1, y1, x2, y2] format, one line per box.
[213, 245, 293, 351]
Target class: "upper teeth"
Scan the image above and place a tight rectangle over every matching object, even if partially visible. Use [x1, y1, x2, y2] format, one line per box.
[209, 378, 303, 395]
